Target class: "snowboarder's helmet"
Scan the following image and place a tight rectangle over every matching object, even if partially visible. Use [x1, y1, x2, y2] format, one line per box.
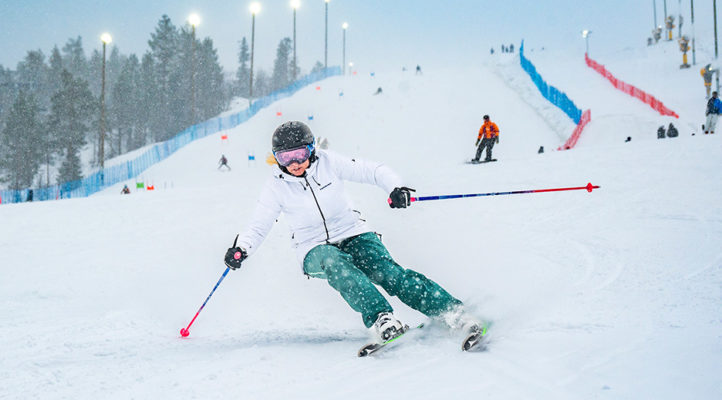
[272, 121, 314, 153]
[483, 115, 490, 121]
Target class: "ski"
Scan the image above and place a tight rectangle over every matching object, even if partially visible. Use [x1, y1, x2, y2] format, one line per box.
[357, 323, 423, 357]
[357, 322, 491, 356]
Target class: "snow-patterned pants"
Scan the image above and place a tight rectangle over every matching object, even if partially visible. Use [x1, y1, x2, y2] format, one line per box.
[303, 232, 462, 328]
[474, 138, 495, 161]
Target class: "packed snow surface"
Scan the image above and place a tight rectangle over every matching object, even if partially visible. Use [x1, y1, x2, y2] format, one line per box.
[1, 41, 721, 399]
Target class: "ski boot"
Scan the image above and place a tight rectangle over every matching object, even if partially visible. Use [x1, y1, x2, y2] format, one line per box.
[442, 306, 489, 351]
[373, 312, 407, 342]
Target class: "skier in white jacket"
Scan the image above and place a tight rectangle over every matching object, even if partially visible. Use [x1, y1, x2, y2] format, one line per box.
[224, 121, 480, 344]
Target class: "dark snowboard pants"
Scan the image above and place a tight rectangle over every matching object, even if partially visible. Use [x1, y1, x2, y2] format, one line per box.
[303, 232, 462, 328]
[474, 138, 495, 161]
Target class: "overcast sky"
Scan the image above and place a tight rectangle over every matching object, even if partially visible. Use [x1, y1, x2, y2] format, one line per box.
[0, 0, 715, 75]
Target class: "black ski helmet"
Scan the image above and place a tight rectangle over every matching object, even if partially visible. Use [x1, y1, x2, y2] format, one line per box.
[272, 121, 314, 153]
[272, 121, 316, 173]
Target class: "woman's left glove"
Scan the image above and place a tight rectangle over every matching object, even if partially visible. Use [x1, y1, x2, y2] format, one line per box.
[224, 234, 247, 270]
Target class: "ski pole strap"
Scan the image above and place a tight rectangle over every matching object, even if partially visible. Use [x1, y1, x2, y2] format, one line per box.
[409, 182, 599, 202]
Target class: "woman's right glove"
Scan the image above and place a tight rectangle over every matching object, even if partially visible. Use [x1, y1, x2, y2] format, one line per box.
[224, 234, 247, 270]
[389, 187, 416, 208]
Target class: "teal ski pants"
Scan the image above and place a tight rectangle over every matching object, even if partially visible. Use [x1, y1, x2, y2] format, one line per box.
[303, 232, 462, 328]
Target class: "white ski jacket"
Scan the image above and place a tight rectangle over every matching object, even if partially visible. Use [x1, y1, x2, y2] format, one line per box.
[237, 149, 403, 266]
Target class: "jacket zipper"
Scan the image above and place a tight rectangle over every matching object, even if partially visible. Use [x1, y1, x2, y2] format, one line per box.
[304, 175, 331, 243]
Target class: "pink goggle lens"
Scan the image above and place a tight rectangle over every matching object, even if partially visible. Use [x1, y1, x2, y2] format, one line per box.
[274, 146, 311, 167]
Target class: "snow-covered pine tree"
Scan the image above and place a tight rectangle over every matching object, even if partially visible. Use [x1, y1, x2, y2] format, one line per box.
[271, 38, 292, 92]
[47, 70, 96, 186]
[111, 54, 144, 154]
[0, 91, 44, 190]
[61, 37, 88, 84]
[195, 38, 226, 121]
[16, 50, 51, 112]
[236, 37, 250, 98]
[147, 15, 180, 141]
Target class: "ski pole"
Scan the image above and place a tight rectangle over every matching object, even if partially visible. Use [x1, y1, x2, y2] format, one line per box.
[180, 235, 239, 338]
[390, 182, 599, 204]
[180, 267, 230, 337]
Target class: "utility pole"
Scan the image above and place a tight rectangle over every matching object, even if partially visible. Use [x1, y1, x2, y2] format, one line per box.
[324, 0, 329, 69]
[293, 5, 297, 80]
[691, 0, 696, 65]
[654, 0, 657, 28]
[99, 33, 112, 169]
[712, 0, 718, 60]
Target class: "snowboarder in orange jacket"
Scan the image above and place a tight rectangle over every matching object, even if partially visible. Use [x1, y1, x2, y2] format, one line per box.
[472, 115, 500, 162]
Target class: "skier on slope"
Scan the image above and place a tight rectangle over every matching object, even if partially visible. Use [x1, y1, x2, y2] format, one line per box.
[223, 121, 483, 345]
[472, 115, 500, 163]
[218, 154, 231, 170]
[704, 91, 722, 134]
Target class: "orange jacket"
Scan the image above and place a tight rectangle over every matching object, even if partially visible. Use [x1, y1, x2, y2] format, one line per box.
[477, 121, 500, 139]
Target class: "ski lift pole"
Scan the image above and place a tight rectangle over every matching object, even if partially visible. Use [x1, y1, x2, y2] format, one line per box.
[406, 182, 600, 203]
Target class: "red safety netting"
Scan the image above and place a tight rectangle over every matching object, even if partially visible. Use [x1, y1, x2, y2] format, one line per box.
[559, 109, 591, 150]
[585, 53, 679, 118]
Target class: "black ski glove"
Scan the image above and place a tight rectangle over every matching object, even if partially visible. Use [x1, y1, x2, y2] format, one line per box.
[495, 136, 499, 144]
[224, 234, 247, 270]
[475, 139, 480, 147]
[389, 186, 416, 208]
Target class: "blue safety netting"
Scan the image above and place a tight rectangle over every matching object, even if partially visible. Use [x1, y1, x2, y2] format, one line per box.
[0, 67, 341, 205]
[519, 41, 582, 124]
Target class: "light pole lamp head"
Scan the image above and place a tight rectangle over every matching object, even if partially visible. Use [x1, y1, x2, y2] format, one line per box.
[188, 13, 201, 27]
[100, 33, 112, 44]
[250, 2, 261, 15]
[291, 0, 300, 9]
[342, 22, 348, 30]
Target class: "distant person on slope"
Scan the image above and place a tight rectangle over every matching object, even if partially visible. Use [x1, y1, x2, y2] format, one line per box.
[223, 121, 484, 347]
[218, 154, 231, 170]
[121, 185, 131, 194]
[472, 115, 500, 163]
[704, 91, 721, 134]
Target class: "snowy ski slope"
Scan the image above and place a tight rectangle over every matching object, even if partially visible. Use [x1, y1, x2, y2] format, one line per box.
[1, 41, 721, 399]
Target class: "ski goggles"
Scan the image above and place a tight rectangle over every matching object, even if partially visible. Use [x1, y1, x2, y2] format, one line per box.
[274, 143, 314, 167]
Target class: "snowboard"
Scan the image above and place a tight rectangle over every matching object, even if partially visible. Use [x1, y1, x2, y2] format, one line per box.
[467, 159, 497, 164]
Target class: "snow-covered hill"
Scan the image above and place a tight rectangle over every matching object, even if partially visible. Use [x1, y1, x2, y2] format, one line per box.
[1, 39, 721, 399]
